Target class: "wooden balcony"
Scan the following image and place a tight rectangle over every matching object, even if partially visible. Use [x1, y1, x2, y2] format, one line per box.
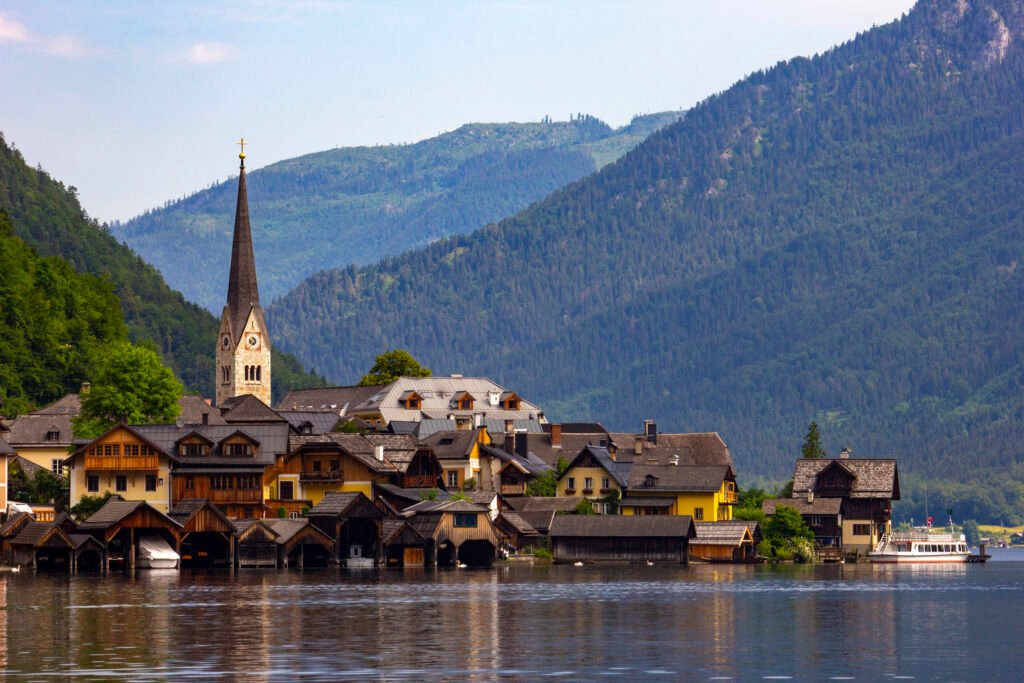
[500, 484, 526, 496]
[403, 474, 437, 488]
[722, 490, 738, 504]
[300, 470, 342, 483]
[84, 455, 159, 470]
[209, 489, 262, 504]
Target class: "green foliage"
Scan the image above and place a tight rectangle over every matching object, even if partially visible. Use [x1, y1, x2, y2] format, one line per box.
[777, 481, 794, 499]
[359, 349, 431, 386]
[962, 519, 981, 546]
[574, 499, 595, 515]
[762, 505, 815, 561]
[463, 477, 478, 491]
[73, 343, 183, 438]
[527, 470, 559, 497]
[733, 507, 768, 525]
[337, 419, 369, 434]
[266, 5, 1024, 522]
[116, 115, 681, 311]
[8, 462, 69, 511]
[801, 421, 826, 459]
[418, 487, 440, 501]
[70, 492, 112, 522]
[301, 506, 311, 518]
[531, 546, 553, 560]
[276, 507, 287, 519]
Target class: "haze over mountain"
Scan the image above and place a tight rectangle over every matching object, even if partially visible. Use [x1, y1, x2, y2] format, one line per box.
[115, 113, 680, 312]
[267, 0, 1024, 521]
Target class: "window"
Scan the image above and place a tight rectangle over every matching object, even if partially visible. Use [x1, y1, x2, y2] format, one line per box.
[330, 459, 340, 472]
[224, 443, 252, 457]
[693, 507, 704, 520]
[244, 508, 253, 519]
[185, 476, 194, 491]
[46, 429, 60, 442]
[644, 475, 657, 488]
[256, 366, 261, 382]
[124, 444, 140, 457]
[447, 471, 460, 488]
[211, 475, 233, 490]
[236, 475, 257, 490]
[601, 477, 610, 490]
[87, 475, 99, 493]
[145, 474, 157, 492]
[51, 459, 64, 476]
[312, 460, 322, 473]
[584, 477, 593, 492]
[115, 475, 127, 492]
[852, 524, 871, 536]
[103, 444, 118, 457]
[454, 513, 477, 528]
[566, 477, 576, 492]
[279, 480, 294, 500]
[180, 443, 207, 457]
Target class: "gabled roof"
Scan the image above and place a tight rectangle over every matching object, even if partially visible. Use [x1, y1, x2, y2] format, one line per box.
[350, 377, 545, 425]
[560, 445, 628, 487]
[0, 512, 32, 537]
[404, 499, 488, 515]
[516, 510, 556, 534]
[77, 497, 183, 532]
[693, 521, 759, 546]
[69, 423, 181, 464]
[508, 497, 585, 513]
[288, 433, 397, 473]
[4, 413, 74, 446]
[549, 515, 695, 539]
[177, 395, 226, 426]
[496, 511, 539, 536]
[220, 394, 286, 423]
[32, 393, 82, 416]
[277, 385, 384, 414]
[175, 430, 215, 446]
[373, 483, 452, 507]
[479, 444, 553, 477]
[626, 464, 734, 493]
[608, 431, 733, 467]
[277, 410, 342, 435]
[763, 497, 843, 516]
[129, 423, 289, 466]
[0, 436, 14, 456]
[307, 491, 383, 519]
[421, 430, 477, 460]
[233, 519, 280, 541]
[169, 499, 235, 531]
[382, 519, 426, 546]
[11, 521, 73, 548]
[792, 458, 900, 499]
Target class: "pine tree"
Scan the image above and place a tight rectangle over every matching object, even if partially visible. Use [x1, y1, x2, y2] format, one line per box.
[801, 421, 826, 459]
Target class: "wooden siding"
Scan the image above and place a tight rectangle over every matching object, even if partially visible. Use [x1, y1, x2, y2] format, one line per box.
[172, 476, 262, 507]
[430, 512, 501, 548]
[552, 536, 688, 563]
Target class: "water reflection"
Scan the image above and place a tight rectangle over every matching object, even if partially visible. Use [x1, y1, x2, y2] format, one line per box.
[1, 563, 1022, 680]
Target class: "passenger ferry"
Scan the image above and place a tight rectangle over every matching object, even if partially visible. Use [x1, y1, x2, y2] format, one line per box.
[869, 529, 970, 564]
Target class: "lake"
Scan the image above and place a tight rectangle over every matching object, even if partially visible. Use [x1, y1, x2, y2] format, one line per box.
[2, 550, 1022, 681]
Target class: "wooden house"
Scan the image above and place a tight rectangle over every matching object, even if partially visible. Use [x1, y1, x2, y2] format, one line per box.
[381, 519, 429, 568]
[494, 511, 542, 552]
[0, 511, 33, 564]
[405, 500, 502, 567]
[76, 496, 184, 571]
[235, 518, 334, 568]
[169, 499, 237, 567]
[9, 521, 76, 570]
[503, 496, 585, 536]
[691, 521, 760, 562]
[548, 515, 695, 564]
[307, 491, 384, 566]
[0, 434, 12, 511]
[762, 497, 843, 554]
[233, 520, 279, 567]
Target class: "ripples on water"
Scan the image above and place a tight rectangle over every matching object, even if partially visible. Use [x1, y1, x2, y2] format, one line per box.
[1, 553, 1022, 681]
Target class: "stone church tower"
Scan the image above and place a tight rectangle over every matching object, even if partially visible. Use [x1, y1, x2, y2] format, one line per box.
[216, 143, 272, 406]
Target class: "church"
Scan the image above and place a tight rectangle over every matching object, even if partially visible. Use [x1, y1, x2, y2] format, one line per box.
[216, 142, 272, 407]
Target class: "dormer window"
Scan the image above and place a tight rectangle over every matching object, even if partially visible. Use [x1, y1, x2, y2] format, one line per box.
[644, 474, 658, 488]
[45, 429, 60, 442]
[224, 443, 253, 457]
[400, 391, 423, 410]
[451, 391, 474, 411]
[501, 393, 521, 410]
[180, 443, 208, 457]
[300, 423, 313, 435]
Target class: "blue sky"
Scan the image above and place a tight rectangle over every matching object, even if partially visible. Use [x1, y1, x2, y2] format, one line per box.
[1, 1, 915, 223]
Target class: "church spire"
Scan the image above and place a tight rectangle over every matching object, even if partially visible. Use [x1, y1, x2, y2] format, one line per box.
[226, 138, 260, 337]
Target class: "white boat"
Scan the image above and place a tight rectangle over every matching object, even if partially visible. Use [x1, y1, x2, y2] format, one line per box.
[137, 535, 180, 569]
[869, 529, 970, 564]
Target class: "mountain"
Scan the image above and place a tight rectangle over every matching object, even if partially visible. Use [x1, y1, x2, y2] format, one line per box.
[0, 135, 323, 404]
[114, 113, 681, 311]
[267, 0, 1024, 522]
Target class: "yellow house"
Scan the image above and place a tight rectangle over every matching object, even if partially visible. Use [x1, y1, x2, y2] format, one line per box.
[421, 428, 489, 490]
[0, 436, 13, 510]
[555, 445, 627, 514]
[64, 424, 177, 513]
[621, 464, 737, 521]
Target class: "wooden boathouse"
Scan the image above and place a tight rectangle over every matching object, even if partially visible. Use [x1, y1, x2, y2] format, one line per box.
[548, 515, 695, 564]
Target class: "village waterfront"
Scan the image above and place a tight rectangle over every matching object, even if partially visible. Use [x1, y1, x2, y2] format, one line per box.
[1, 551, 1021, 681]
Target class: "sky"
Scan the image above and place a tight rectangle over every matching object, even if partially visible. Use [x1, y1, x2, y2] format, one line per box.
[1, 0, 916, 224]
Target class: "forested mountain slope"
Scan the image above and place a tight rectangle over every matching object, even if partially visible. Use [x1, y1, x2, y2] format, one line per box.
[0, 136, 322, 404]
[114, 113, 680, 311]
[268, 0, 1024, 521]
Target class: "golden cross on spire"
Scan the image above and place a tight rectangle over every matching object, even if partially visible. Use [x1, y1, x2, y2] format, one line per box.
[237, 137, 247, 161]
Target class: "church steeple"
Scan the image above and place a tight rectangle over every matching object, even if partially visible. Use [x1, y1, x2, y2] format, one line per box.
[217, 139, 272, 407]
[226, 140, 260, 339]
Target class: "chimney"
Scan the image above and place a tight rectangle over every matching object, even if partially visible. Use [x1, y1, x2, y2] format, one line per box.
[807, 491, 815, 503]
[375, 445, 384, 462]
[669, 454, 679, 466]
[80, 382, 91, 395]
[515, 430, 529, 459]
[644, 420, 657, 445]
[608, 445, 616, 462]
[504, 433, 515, 456]
[634, 438, 644, 457]
[840, 447, 851, 459]
[202, 413, 209, 425]
[550, 424, 562, 447]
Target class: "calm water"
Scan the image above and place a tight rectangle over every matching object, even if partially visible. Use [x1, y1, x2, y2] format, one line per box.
[2, 551, 1023, 681]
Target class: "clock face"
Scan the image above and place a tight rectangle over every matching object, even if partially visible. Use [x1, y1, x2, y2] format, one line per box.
[246, 334, 259, 349]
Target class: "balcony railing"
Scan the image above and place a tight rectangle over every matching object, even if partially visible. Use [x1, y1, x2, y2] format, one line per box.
[300, 470, 343, 483]
[84, 455, 159, 470]
[722, 490, 738, 504]
[403, 475, 437, 488]
[500, 484, 526, 495]
[209, 489, 262, 504]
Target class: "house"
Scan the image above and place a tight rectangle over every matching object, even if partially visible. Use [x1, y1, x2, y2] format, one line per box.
[76, 496, 184, 571]
[556, 445, 628, 513]
[0, 435, 12, 511]
[0, 512, 33, 564]
[503, 496, 585, 536]
[404, 499, 502, 567]
[420, 428, 487, 490]
[691, 521, 760, 562]
[65, 424, 179, 513]
[345, 376, 546, 431]
[769, 455, 900, 556]
[381, 519, 430, 567]
[8, 520, 77, 570]
[276, 385, 385, 417]
[494, 511, 542, 552]
[621, 463, 737, 521]
[762, 497, 843, 551]
[494, 422, 612, 468]
[548, 515, 695, 564]
[477, 437, 553, 496]
[307, 491, 384, 566]
[169, 499, 237, 567]
[2, 393, 79, 477]
[234, 518, 334, 567]
[608, 422, 733, 468]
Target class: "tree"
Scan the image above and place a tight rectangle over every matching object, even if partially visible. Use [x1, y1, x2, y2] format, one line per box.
[801, 421, 826, 459]
[73, 342, 183, 438]
[358, 349, 432, 386]
[8, 462, 69, 511]
[70, 492, 112, 521]
[765, 505, 814, 545]
[962, 519, 981, 547]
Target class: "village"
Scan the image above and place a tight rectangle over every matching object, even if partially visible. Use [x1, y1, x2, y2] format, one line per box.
[0, 150, 901, 573]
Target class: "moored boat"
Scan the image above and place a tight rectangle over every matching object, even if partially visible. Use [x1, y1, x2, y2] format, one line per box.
[869, 529, 970, 564]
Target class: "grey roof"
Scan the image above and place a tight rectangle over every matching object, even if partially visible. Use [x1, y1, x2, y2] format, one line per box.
[480, 444, 552, 477]
[68, 533, 105, 549]
[561, 445, 629, 487]
[763, 497, 843, 516]
[549, 515, 694, 539]
[525, 429, 613, 467]
[277, 385, 386, 414]
[482, 419, 545, 436]
[627, 464, 734, 493]
[11, 521, 69, 547]
[276, 410, 341, 435]
[388, 421, 421, 435]
[693, 521, 759, 545]
[516, 510, 556, 533]
[32, 393, 82, 416]
[374, 483, 452, 505]
[414, 419, 457, 438]
[350, 377, 545, 425]
[77, 497, 183, 531]
[421, 430, 477, 460]
[382, 519, 425, 545]
[510, 497, 585, 513]
[0, 437, 14, 455]
[0, 512, 32, 536]
[792, 458, 900, 499]
[404, 499, 489, 514]
[464, 491, 498, 506]
[9, 455, 46, 476]
[619, 496, 675, 508]
[168, 499, 234, 529]
[307, 491, 362, 516]
[260, 518, 317, 544]
[233, 519, 279, 540]
[130, 423, 290, 465]
[288, 432, 417, 473]
[496, 511, 539, 536]
[609, 431, 733, 467]
[177, 395, 227, 425]
[220, 395, 287, 423]
[4, 413, 74, 446]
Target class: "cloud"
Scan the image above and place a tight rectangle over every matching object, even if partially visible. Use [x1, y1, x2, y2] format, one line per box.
[183, 42, 233, 64]
[0, 13, 31, 42]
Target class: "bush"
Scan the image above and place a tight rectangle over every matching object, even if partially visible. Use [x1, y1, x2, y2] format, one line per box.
[532, 546, 552, 560]
[277, 507, 287, 519]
